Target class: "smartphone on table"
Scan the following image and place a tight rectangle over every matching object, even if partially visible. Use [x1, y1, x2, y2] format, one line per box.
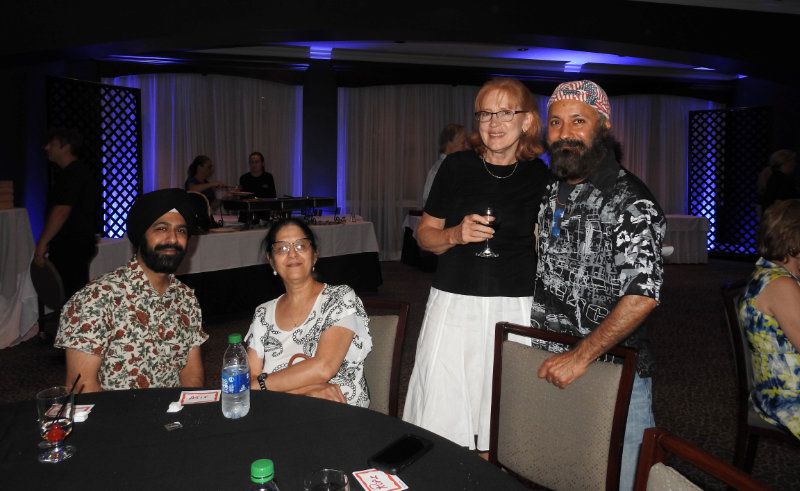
[367, 433, 433, 474]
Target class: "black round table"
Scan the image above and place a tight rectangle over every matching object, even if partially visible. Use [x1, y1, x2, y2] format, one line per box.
[0, 388, 524, 490]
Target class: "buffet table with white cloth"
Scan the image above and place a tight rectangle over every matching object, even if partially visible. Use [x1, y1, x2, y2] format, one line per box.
[0, 208, 39, 348]
[90, 218, 382, 316]
[664, 214, 710, 264]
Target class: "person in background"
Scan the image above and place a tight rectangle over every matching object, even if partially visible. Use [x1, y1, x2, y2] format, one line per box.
[54, 189, 207, 393]
[531, 79, 665, 490]
[421, 123, 469, 205]
[239, 151, 277, 198]
[403, 78, 550, 455]
[35, 127, 99, 302]
[760, 149, 798, 213]
[246, 218, 372, 407]
[185, 155, 226, 210]
[740, 198, 800, 441]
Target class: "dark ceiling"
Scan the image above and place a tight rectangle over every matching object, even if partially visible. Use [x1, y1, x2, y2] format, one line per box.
[2, 1, 796, 101]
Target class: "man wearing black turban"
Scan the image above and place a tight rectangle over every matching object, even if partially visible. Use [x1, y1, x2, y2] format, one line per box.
[54, 189, 208, 393]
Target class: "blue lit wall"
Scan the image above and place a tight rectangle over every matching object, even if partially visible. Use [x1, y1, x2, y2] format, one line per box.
[687, 113, 720, 250]
[688, 107, 767, 257]
[99, 85, 143, 238]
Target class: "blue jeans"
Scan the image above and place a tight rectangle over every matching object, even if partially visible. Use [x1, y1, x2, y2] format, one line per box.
[619, 374, 655, 491]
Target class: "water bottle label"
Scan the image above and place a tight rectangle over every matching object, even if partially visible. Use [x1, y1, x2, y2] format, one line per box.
[221, 372, 250, 394]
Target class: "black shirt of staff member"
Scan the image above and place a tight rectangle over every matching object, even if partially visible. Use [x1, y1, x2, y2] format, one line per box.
[239, 151, 276, 199]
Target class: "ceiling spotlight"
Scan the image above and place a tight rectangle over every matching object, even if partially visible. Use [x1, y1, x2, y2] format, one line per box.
[309, 46, 332, 60]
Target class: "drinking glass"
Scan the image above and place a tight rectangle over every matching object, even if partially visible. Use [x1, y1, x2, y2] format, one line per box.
[475, 206, 499, 258]
[36, 386, 76, 463]
[303, 468, 350, 491]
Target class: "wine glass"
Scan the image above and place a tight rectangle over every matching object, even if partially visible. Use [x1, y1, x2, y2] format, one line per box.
[36, 386, 76, 463]
[303, 468, 350, 491]
[475, 206, 499, 258]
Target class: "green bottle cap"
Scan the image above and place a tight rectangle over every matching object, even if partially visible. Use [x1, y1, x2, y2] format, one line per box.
[251, 459, 275, 484]
[228, 333, 242, 344]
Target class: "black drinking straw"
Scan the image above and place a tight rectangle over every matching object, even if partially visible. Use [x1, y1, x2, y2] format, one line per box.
[55, 374, 81, 420]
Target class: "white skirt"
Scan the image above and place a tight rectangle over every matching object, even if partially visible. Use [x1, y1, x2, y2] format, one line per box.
[402, 288, 532, 450]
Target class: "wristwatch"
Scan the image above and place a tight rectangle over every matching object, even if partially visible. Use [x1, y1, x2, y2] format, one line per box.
[257, 372, 268, 391]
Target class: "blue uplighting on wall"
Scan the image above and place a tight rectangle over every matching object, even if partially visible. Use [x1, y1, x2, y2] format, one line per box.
[336, 88, 348, 215]
[99, 85, 142, 238]
[688, 111, 720, 251]
[292, 86, 304, 197]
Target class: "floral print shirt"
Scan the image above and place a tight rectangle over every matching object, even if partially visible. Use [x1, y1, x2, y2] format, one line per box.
[246, 284, 372, 407]
[531, 154, 665, 377]
[55, 259, 208, 390]
[740, 258, 800, 439]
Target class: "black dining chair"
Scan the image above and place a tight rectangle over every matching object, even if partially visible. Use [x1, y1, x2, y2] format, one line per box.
[721, 279, 800, 471]
[186, 190, 216, 232]
[29, 258, 65, 340]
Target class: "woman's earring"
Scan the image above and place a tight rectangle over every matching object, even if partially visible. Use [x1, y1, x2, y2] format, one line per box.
[272, 269, 277, 276]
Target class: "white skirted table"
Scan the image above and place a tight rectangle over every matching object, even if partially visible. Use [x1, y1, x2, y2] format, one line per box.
[89, 218, 382, 316]
[0, 208, 39, 348]
[90, 218, 380, 278]
[664, 214, 710, 264]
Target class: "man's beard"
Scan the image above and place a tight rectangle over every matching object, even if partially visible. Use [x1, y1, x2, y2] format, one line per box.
[139, 242, 186, 273]
[548, 127, 619, 180]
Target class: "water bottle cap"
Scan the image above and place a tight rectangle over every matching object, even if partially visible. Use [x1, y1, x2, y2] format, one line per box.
[251, 458, 275, 483]
[228, 333, 242, 344]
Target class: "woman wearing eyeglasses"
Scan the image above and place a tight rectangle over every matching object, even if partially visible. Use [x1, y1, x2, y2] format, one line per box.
[245, 217, 372, 406]
[403, 78, 551, 454]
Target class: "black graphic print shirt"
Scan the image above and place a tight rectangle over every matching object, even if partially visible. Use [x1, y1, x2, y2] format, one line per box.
[531, 154, 665, 377]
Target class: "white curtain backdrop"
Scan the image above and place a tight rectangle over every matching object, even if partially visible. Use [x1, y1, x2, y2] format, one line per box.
[339, 84, 481, 260]
[102, 74, 302, 197]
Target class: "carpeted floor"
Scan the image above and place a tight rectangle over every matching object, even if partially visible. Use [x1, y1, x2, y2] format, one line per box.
[2, 258, 798, 488]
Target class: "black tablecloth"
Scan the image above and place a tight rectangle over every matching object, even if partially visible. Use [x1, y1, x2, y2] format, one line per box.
[0, 388, 522, 490]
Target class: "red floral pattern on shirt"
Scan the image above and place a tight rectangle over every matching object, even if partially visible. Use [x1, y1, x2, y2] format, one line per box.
[55, 259, 208, 390]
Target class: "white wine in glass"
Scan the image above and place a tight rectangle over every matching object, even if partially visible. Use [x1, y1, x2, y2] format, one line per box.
[475, 206, 499, 258]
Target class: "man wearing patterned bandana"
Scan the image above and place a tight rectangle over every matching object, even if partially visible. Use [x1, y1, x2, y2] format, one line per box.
[55, 189, 208, 393]
[531, 80, 665, 490]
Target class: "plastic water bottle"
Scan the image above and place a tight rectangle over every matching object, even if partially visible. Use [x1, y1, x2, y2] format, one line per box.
[250, 459, 280, 490]
[221, 333, 250, 419]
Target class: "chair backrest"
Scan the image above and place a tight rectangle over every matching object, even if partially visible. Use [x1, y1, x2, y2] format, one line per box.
[634, 427, 769, 491]
[489, 322, 637, 490]
[361, 298, 409, 418]
[721, 279, 752, 412]
[186, 190, 214, 232]
[29, 258, 65, 310]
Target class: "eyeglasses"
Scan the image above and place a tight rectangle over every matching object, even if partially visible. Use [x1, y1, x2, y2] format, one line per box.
[271, 238, 313, 255]
[474, 110, 528, 123]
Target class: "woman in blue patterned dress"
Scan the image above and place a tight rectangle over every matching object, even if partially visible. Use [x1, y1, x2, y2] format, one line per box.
[245, 218, 372, 407]
[739, 199, 800, 440]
